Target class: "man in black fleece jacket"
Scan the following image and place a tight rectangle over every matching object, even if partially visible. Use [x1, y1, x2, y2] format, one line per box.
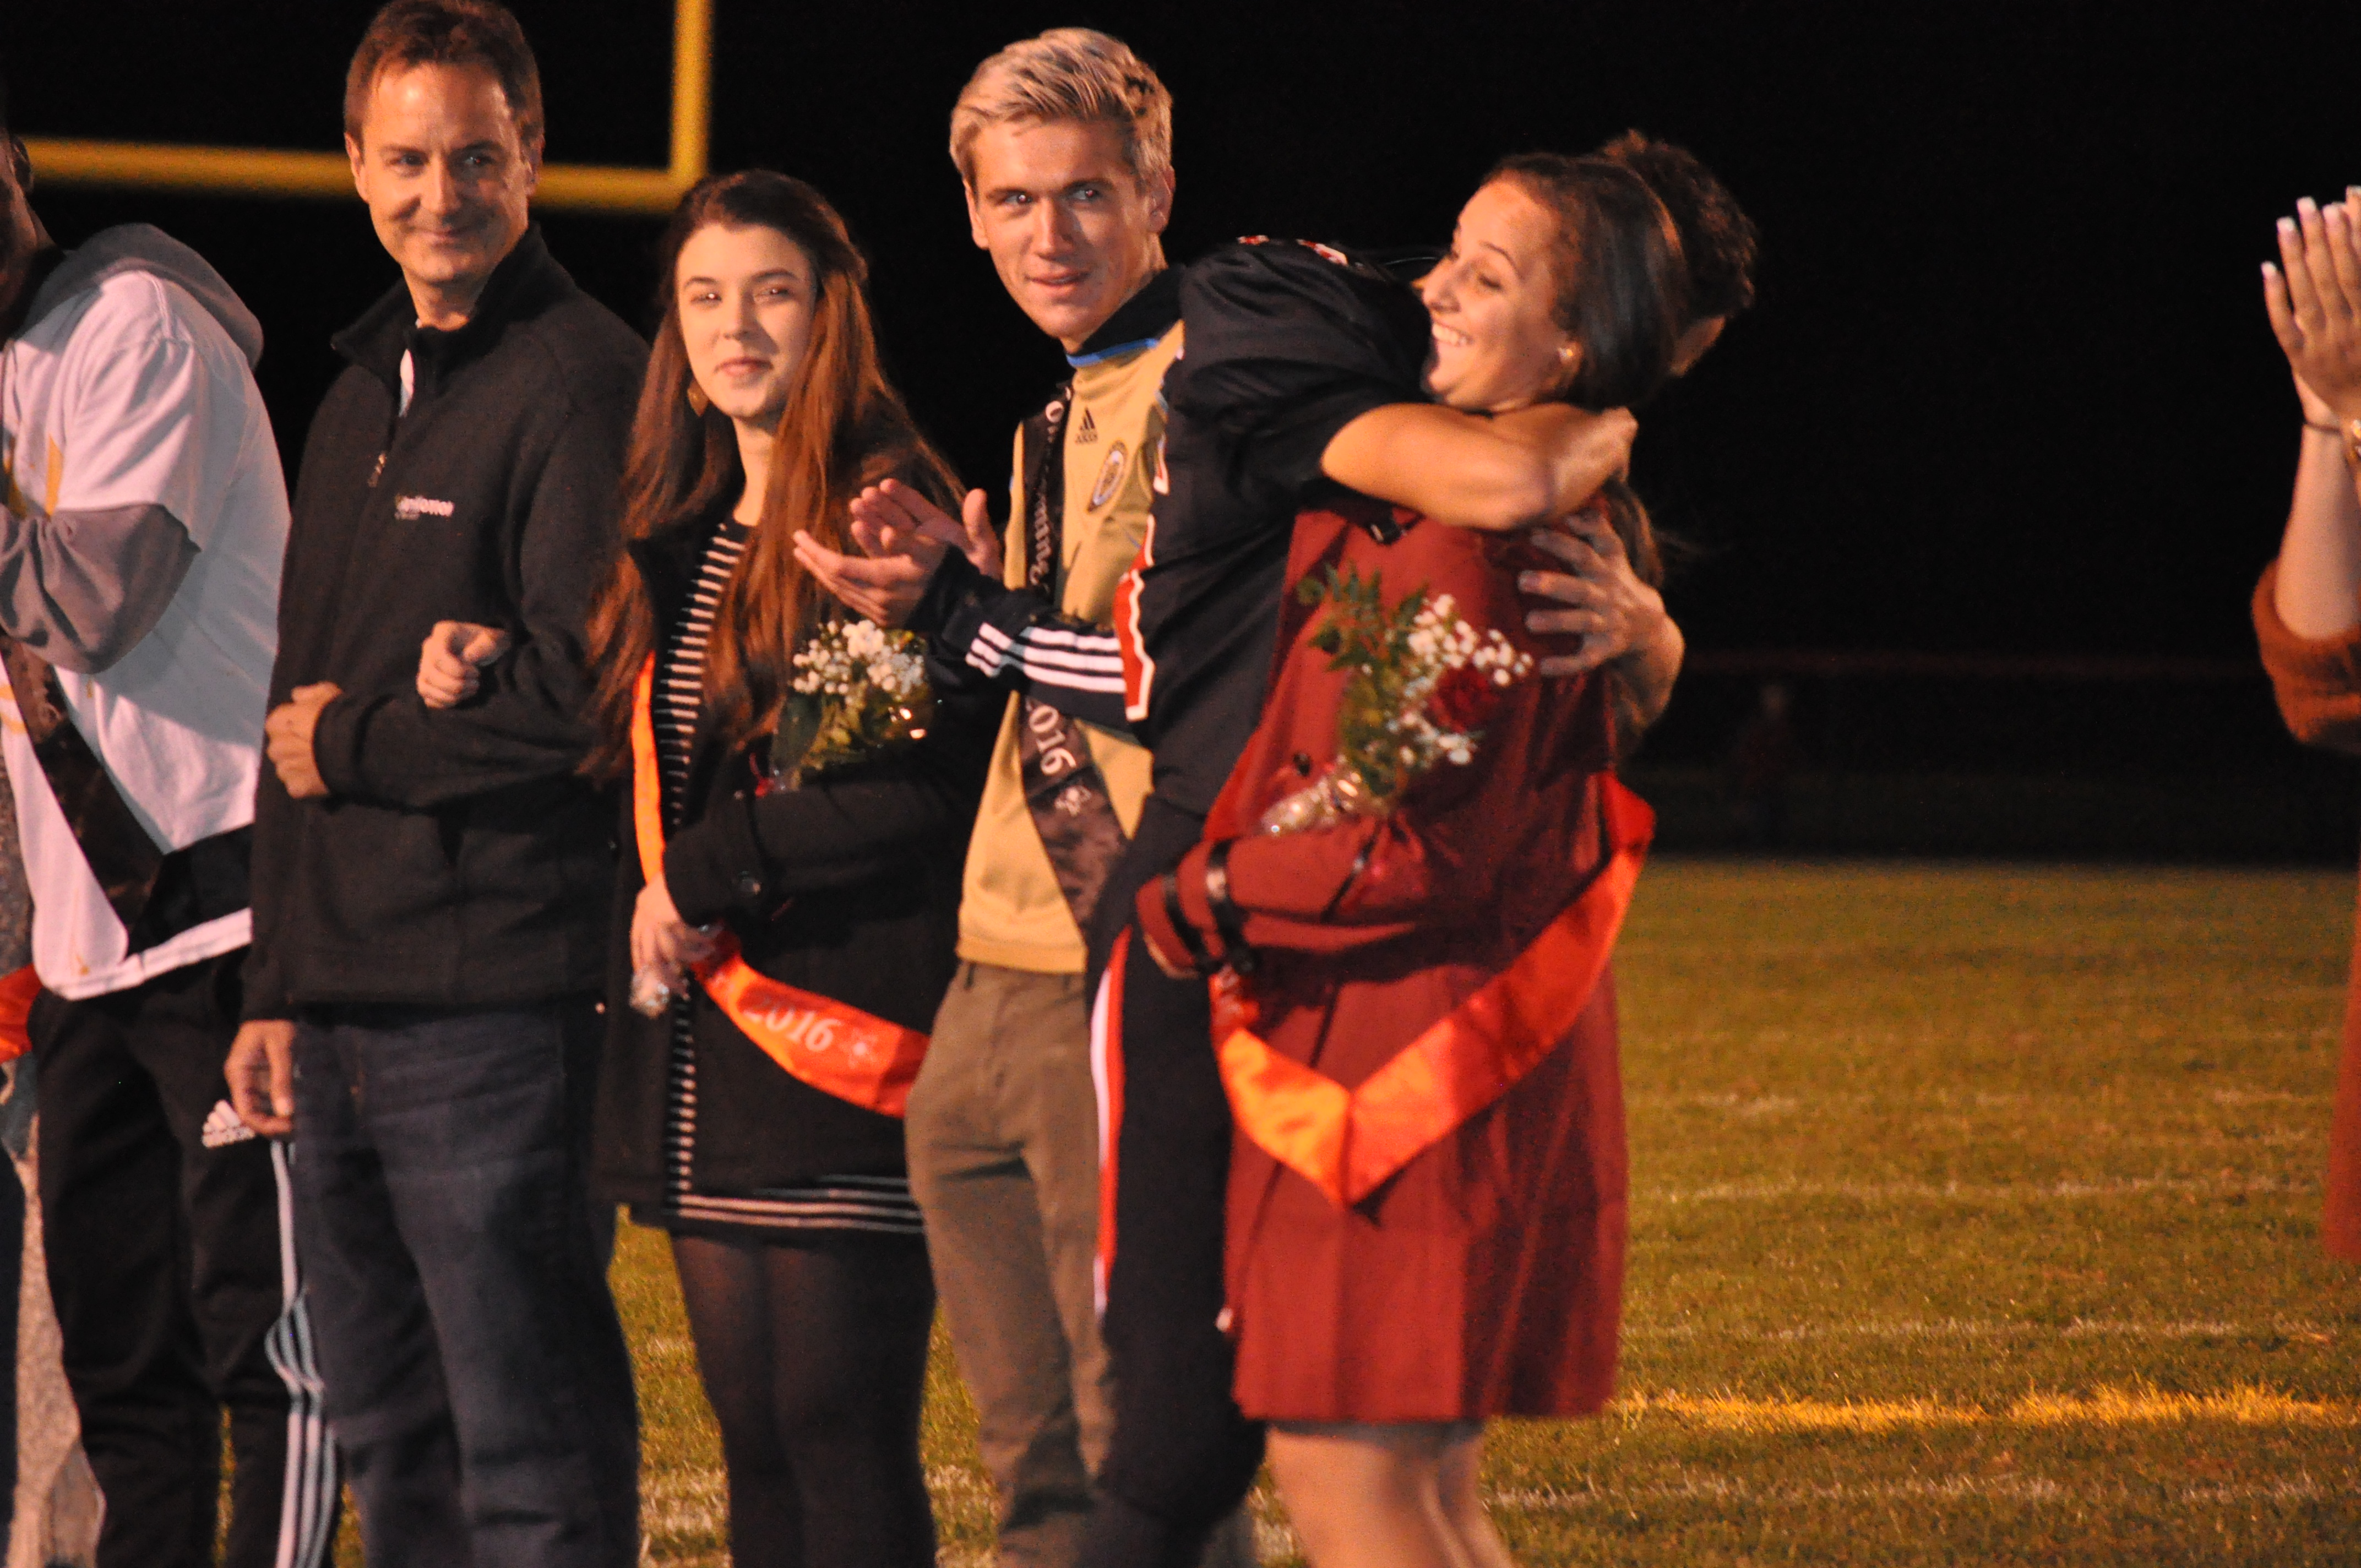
[223, 4, 640, 1562]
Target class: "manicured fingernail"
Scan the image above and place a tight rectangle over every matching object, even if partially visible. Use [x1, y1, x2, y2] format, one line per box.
[2264, 261, 2277, 277]
[1518, 573, 1538, 590]
[2301, 196, 2320, 215]
[2280, 217, 2298, 235]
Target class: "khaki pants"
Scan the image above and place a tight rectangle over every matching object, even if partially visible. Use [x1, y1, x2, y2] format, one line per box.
[909, 963, 1109, 1567]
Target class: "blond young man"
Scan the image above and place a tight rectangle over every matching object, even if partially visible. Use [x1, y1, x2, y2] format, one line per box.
[842, 31, 1245, 1568]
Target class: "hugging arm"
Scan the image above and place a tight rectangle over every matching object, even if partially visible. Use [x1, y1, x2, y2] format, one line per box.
[1179, 242, 1677, 733]
[1320, 386, 1676, 739]
[1178, 242, 1636, 533]
[1519, 514, 1683, 743]
[1319, 401, 1636, 534]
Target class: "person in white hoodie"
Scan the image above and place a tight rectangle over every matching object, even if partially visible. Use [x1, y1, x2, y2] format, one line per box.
[0, 74, 333, 1568]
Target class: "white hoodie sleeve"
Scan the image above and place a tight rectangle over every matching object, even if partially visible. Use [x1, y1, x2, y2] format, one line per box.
[0, 274, 221, 671]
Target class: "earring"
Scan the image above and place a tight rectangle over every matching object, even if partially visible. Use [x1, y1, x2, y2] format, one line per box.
[686, 381, 710, 416]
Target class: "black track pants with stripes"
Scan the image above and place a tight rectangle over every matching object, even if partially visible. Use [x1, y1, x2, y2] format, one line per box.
[1080, 798, 1267, 1568]
[31, 949, 336, 1568]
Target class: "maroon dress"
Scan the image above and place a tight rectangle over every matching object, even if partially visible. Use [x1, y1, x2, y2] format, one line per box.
[2254, 561, 2361, 1262]
[1138, 496, 1647, 1423]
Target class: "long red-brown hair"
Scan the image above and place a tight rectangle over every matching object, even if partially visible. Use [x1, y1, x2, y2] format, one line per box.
[584, 171, 960, 777]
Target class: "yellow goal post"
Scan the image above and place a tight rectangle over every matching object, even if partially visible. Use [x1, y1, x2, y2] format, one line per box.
[20, 0, 710, 216]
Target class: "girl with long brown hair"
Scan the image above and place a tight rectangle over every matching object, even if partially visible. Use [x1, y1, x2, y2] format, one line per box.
[427, 169, 992, 1567]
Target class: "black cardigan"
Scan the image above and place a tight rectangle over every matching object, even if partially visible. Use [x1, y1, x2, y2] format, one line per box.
[592, 520, 995, 1201]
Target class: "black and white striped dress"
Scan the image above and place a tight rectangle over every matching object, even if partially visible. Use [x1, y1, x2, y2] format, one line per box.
[644, 515, 923, 1238]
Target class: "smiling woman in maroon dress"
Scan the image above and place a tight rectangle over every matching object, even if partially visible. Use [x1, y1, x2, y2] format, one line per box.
[1133, 157, 1691, 1567]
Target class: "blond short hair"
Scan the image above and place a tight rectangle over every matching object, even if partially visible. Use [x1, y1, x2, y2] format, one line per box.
[949, 29, 1173, 192]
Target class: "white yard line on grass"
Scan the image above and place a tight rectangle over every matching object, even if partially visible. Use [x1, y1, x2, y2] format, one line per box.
[1626, 1088, 2331, 1112]
[1613, 1386, 2361, 1431]
[1642, 1173, 2315, 1203]
[1626, 1316, 2333, 1343]
[1485, 1473, 2355, 1510]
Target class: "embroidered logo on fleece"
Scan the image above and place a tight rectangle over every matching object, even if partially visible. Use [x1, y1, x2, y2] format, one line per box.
[1075, 408, 1100, 445]
[394, 494, 457, 520]
[1090, 444, 1128, 511]
[200, 1099, 258, 1148]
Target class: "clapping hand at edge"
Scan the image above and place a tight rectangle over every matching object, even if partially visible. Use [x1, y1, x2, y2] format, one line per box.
[2264, 189, 2361, 424]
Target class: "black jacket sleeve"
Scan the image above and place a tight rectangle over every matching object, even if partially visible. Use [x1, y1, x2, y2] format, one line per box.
[660, 669, 997, 928]
[1173, 239, 1433, 494]
[241, 402, 341, 1025]
[908, 552, 1133, 732]
[307, 382, 632, 809]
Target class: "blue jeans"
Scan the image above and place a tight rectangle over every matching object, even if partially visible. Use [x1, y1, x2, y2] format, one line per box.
[291, 1000, 638, 1567]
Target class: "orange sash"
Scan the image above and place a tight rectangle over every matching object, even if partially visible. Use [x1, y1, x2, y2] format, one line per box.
[630, 658, 927, 1118]
[0, 965, 37, 1063]
[1216, 778, 1652, 1207]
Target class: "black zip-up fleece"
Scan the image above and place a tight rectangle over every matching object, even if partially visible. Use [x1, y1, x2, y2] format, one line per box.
[244, 228, 646, 1017]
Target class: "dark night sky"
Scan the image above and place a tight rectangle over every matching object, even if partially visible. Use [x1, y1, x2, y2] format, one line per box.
[8, 1, 2360, 668]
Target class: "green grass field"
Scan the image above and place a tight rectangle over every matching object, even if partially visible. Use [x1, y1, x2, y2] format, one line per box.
[338, 859, 2361, 1565]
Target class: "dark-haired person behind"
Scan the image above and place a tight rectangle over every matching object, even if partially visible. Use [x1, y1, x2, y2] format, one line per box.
[1505, 129, 1761, 658]
[1594, 129, 1756, 373]
[224, 3, 641, 1562]
[426, 170, 995, 1568]
[1130, 155, 1694, 1568]
[1503, 129, 1762, 662]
